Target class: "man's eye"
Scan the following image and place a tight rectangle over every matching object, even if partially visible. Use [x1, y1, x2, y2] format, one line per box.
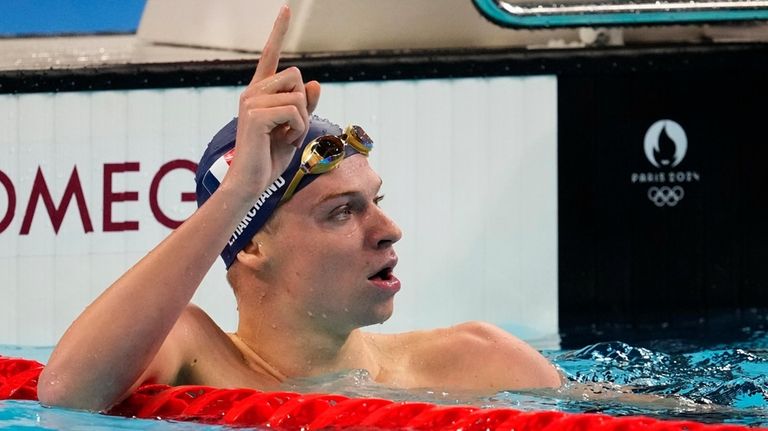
[374, 194, 385, 206]
[330, 205, 353, 220]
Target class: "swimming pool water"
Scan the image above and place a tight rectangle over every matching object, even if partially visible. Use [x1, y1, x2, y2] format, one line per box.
[1, 328, 766, 429]
[542, 337, 768, 426]
[0, 400, 228, 430]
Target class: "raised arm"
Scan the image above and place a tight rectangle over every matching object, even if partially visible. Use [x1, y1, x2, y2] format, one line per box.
[37, 6, 321, 411]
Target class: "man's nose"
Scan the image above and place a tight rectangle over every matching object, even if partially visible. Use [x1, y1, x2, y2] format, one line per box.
[368, 206, 402, 249]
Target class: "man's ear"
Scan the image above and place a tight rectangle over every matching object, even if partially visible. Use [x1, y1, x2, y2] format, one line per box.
[235, 238, 267, 270]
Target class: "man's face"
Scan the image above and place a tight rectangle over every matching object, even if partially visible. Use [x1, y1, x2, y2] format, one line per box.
[264, 155, 402, 333]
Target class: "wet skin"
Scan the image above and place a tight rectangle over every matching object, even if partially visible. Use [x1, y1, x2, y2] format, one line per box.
[36, 6, 562, 412]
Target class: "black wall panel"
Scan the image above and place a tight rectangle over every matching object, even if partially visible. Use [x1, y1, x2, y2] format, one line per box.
[558, 71, 768, 332]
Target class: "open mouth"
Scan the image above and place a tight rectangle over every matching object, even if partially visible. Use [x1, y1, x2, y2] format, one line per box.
[368, 267, 393, 281]
[366, 261, 400, 294]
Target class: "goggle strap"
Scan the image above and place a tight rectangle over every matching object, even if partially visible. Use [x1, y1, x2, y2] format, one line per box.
[279, 170, 306, 203]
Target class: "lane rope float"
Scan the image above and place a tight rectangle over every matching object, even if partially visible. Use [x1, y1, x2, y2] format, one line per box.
[0, 356, 759, 430]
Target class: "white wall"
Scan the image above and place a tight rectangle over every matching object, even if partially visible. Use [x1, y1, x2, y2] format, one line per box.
[0, 76, 558, 346]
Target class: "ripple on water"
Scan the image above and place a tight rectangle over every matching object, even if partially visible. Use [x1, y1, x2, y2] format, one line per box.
[545, 335, 768, 426]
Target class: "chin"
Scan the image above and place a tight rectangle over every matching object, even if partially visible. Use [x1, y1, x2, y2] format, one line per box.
[369, 300, 395, 325]
[351, 301, 394, 328]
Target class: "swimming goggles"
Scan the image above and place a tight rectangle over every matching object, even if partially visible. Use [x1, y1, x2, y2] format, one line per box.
[280, 125, 373, 203]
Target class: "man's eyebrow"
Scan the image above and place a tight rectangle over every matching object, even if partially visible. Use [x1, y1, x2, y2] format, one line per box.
[315, 190, 359, 205]
[314, 178, 383, 206]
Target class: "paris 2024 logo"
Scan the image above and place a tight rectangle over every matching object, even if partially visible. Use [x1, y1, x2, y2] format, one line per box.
[631, 119, 701, 207]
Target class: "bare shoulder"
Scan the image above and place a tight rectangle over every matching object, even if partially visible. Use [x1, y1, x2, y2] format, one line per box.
[144, 306, 281, 390]
[174, 303, 229, 343]
[378, 321, 562, 393]
[139, 304, 233, 386]
[166, 304, 226, 354]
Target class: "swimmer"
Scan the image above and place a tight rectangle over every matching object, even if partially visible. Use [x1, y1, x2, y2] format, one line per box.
[37, 6, 562, 411]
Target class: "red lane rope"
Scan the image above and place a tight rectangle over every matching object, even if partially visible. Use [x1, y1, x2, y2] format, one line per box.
[0, 356, 761, 430]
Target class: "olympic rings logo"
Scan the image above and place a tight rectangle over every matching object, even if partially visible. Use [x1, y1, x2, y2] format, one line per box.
[647, 186, 685, 207]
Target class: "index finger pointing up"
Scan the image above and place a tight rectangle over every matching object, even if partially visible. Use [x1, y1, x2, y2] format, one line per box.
[251, 5, 291, 85]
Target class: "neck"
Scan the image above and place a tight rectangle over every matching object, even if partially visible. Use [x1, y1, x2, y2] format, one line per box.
[234, 290, 379, 380]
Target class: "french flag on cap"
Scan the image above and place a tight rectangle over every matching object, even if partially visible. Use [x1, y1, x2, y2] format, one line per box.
[202, 149, 235, 194]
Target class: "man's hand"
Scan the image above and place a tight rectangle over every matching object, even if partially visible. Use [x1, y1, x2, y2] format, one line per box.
[224, 5, 321, 198]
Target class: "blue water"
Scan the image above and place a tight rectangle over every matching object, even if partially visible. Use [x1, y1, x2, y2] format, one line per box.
[0, 400, 226, 430]
[2, 329, 767, 430]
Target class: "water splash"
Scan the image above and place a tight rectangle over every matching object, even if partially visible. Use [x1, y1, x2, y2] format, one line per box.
[544, 334, 768, 426]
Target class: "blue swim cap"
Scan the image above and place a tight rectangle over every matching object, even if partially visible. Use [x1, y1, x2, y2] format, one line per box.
[195, 115, 354, 268]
